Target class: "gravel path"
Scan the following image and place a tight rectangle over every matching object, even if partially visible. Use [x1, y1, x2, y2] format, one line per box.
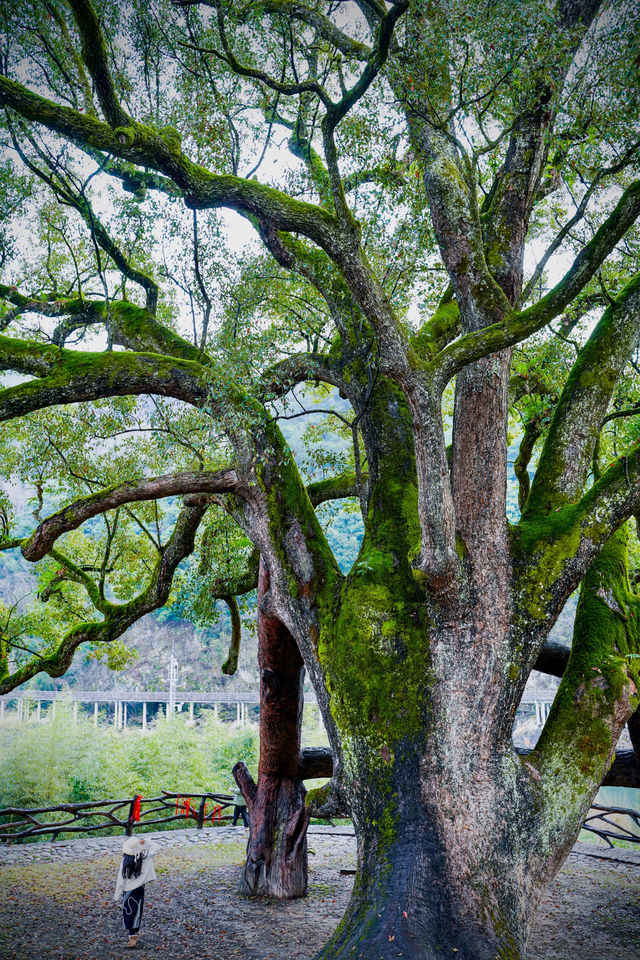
[1, 827, 638, 959]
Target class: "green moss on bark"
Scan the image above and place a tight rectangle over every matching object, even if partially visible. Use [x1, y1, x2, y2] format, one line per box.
[530, 526, 640, 851]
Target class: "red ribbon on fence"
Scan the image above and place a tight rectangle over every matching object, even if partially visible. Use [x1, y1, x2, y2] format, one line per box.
[175, 795, 214, 820]
[127, 794, 142, 827]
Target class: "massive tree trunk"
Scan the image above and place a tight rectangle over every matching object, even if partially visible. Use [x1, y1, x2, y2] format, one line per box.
[308, 523, 639, 959]
[234, 557, 309, 898]
[315, 774, 539, 960]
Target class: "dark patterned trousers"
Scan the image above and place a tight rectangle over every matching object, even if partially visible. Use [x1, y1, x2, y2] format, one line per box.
[122, 885, 145, 933]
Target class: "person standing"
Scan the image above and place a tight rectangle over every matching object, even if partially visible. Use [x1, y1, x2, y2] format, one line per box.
[232, 786, 249, 827]
[114, 835, 159, 948]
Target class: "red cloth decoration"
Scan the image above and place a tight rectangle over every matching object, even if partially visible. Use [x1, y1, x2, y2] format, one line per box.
[130, 795, 142, 823]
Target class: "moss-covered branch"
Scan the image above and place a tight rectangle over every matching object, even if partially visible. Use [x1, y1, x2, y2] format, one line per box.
[514, 414, 542, 512]
[307, 472, 368, 506]
[67, 0, 130, 127]
[528, 528, 640, 873]
[516, 439, 640, 635]
[0, 501, 207, 695]
[0, 285, 105, 325]
[21, 469, 239, 562]
[0, 76, 341, 253]
[411, 286, 460, 360]
[432, 182, 640, 383]
[0, 334, 210, 419]
[259, 1, 371, 61]
[524, 274, 640, 517]
[481, 0, 603, 303]
[259, 352, 349, 399]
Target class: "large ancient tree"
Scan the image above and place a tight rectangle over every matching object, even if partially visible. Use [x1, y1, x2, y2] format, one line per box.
[1, 0, 640, 956]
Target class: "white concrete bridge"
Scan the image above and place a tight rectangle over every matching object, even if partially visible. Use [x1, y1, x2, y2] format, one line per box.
[0, 686, 556, 728]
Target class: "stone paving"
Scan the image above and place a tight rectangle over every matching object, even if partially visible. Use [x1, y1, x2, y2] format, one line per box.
[0, 823, 356, 865]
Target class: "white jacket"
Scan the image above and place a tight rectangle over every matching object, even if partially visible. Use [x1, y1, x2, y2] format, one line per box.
[114, 838, 158, 902]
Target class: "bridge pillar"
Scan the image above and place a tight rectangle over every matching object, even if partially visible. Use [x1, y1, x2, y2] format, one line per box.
[189, 702, 194, 724]
[123, 703, 128, 728]
[142, 702, 147, 732]
[73, 702, 78, 725]
[214, 703, 219, 722]
[236, 702, 241, 725]
[52, 700, 56, 720]
[37, 701, 41, 722]
[94, 702, 98, 725]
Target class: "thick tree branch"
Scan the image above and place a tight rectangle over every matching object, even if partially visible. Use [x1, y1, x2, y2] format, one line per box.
[207, 1, 372, 61]
[307, 472, 368, 506]
[514, 415, 542, 512]
[411, 287, 460, 360]
[221, 594, 241, 675]
[534, 639, 569, 678]
[21, 469, 240, 562]
[524, 274, 640, 517]
[0, 335, 210, 419]
[296, 743, 638, 789]
[0, 76, 342, 253]
[483, 0, 604, 303]
[0, 501, 207, 695]
[66, 0, 131, 127]
[529, 529, 640, 866]
[259, 351, 351, 400]
[433, 181, 640, 384]
[517, 443, 640, 639]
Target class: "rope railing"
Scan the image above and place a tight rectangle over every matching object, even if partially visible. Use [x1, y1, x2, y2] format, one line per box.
[0, 791, 235, 844]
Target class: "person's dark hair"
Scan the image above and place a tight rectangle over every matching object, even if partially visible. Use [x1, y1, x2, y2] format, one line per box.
[121, 851, 146, 879]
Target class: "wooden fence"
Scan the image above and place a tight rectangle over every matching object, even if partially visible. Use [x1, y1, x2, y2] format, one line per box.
[0, 791, 235, 844]
[2, 794, 639, 849]
[582, 802, 640, 848]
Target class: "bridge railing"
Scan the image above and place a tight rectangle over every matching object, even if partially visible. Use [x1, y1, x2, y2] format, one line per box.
[0, 791, 235, 844]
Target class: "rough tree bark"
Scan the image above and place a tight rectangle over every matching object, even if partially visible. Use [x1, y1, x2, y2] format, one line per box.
[233, 558, 309, 898]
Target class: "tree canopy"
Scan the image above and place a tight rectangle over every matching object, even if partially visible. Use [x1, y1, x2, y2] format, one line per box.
[1, 1, 640, 957]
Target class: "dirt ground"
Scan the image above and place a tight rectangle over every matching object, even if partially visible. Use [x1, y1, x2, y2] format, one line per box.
[0, 828, 638, 960]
